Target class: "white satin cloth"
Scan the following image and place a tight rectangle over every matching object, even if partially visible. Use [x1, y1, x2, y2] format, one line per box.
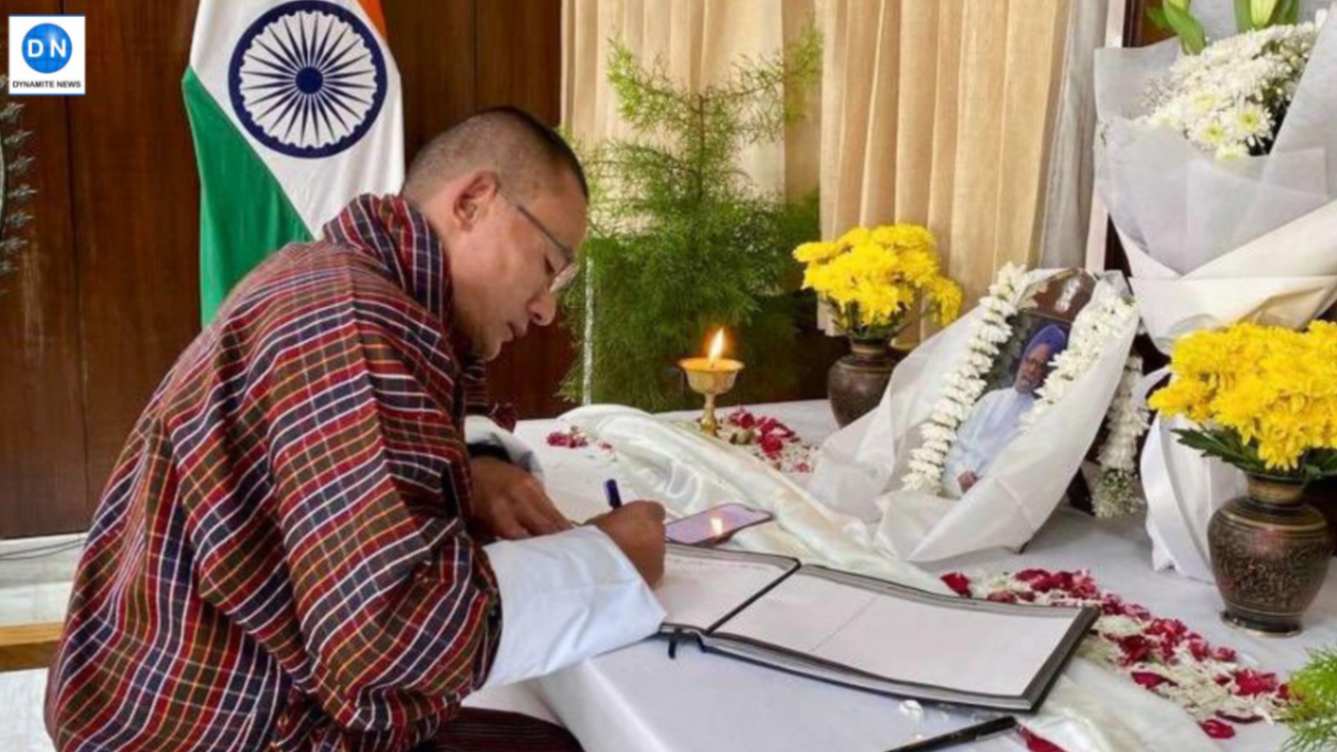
[460, 401, 1337, 751]
[499, 403, 1248, 752]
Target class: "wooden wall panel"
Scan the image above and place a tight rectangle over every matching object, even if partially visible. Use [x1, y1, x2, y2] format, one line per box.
[474, 0, 576, 419]
[384, 1, 477, 160]
[0, 0, 88, 537]
[383, 2, 588, 420]
[64, 0, 202, 509]
[388, 0, 575, 419]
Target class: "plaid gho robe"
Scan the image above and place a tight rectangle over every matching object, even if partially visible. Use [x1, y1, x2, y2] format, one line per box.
[46, 195, 575, 752]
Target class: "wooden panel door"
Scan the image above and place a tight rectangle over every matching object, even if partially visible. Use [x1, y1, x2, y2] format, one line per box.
[385, 0, 576, 419]
[0, 0, 88, 537]
[63, 0, 203, 511]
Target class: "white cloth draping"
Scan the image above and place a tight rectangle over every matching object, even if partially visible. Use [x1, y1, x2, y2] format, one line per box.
[460, 401, 1337, 751]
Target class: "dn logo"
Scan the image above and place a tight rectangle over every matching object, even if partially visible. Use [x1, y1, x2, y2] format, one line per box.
[22, 23, 72, 74]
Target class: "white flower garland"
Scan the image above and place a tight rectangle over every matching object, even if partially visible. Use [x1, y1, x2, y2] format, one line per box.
[1017, 295, 1147, 516]
[970, 569, 1291, 726]
[1021, 294, 1139, 428]
[1092, 355, 1152, 518]
[901, 264, 1028, 492]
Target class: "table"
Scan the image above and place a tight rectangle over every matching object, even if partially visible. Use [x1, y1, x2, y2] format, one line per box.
[466, 400, 1337, 752]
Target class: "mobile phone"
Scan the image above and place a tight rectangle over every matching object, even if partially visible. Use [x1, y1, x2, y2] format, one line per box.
[664, 503, 774, 546]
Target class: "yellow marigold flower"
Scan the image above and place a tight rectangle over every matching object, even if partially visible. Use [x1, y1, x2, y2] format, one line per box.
[837, 226, 872, 248]
[896, 248, 941, 286]
[1155, 322, 1337, 472]
[792, 241, 842, 264]
[794, 222, 958, 337]
[926, 277, 963, 324]
[1149, 377, 1215, 424]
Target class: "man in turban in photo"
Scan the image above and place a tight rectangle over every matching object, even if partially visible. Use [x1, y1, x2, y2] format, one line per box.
[942, 323, 1069, 497]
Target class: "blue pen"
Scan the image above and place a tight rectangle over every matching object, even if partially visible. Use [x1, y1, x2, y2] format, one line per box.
[603, 479, 623, 509]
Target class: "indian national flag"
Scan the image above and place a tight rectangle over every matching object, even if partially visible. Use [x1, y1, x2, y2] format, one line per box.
[183, 0, 404, 323]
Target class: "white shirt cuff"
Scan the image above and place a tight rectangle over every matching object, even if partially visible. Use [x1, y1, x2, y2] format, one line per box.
[465, 415, 544, 480]
[480, 526, 666, 688]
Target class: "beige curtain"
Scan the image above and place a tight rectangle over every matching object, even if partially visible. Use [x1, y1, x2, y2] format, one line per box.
[563, 0, 1077, 304]
[561, 0, 820, 200]
[820, 0, 1073, 304]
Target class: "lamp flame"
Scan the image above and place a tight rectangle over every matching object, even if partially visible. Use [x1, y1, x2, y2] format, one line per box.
[707, 329, 726, 363]
[710, 516, 724, 537]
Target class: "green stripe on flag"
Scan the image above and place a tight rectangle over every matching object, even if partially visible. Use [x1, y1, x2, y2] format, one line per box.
[183, 68, 312, 325]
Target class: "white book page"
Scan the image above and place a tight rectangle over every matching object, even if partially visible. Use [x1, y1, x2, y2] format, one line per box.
[654, 550, 790, 630]
[717, 572, 1078, 697]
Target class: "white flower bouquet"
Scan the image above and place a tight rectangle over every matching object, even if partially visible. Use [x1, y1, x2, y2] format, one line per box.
[1141, 22, 1317, 160]
[1094, 0, 1337, 580]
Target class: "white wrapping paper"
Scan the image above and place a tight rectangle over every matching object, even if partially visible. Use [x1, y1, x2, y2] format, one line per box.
[1094, 2, 1337, 580]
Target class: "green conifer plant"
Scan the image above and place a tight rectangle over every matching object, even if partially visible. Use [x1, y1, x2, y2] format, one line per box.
[560, 26, 821, 411]
[1286, 647, 1337, 751]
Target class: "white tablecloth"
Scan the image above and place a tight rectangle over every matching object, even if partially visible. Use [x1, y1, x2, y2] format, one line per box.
[466, 400, 1337, 752]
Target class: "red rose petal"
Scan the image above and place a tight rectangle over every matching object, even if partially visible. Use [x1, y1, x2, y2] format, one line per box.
[1100, 595, 1128, 616]
[1199, 719, 1235, 739]
[1016, 568, 1052, 583]
[1187, 640, 1210, 661]
[1116, 635, 1152, 665]
[758, 434, 784, 455]
[1232, 669, 1278, 697]
[1146, 618, 1189, 644]
[1131, 671, 1174, 690]
[941, 572, 972, 597]
[1019, 727, 1067, 752]
[1068, 574, 1100, 600]
[1278, 683, 1291, 701]
[1124, 602, 1152, 620]
[986, 591, 1019, 604]
[1157, 640, 1179, 664]
[546, 431, 572, 447]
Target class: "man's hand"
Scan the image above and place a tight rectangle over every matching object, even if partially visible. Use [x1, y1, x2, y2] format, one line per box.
[958, 471, 979, 493]
[589, 501, 667, 587]
[469, 456, 572, 539]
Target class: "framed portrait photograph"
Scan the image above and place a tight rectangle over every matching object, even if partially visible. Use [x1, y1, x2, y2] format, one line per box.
[940, 271, 1097, 498]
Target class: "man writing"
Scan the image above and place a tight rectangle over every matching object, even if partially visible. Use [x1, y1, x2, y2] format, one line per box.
[46, 108, 667, 751]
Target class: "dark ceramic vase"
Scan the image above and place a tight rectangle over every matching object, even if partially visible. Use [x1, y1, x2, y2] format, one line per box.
[1208, 475, 1333, 636]
[827, 338, 903, 428]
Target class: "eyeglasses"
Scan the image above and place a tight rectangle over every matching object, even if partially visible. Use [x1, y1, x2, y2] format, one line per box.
[502, 193, 580, 294]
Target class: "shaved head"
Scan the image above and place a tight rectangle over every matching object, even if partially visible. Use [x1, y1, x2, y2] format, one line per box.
[401, 107, 589, 362]
[402, 106, 587, 206]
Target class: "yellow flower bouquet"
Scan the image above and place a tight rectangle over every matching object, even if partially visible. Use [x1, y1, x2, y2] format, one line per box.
[793, 224, 963, 341]
[1149, 321, 1337, 481]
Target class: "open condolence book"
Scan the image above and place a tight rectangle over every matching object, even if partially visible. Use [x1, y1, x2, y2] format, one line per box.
[654, 545, 1098, 712]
